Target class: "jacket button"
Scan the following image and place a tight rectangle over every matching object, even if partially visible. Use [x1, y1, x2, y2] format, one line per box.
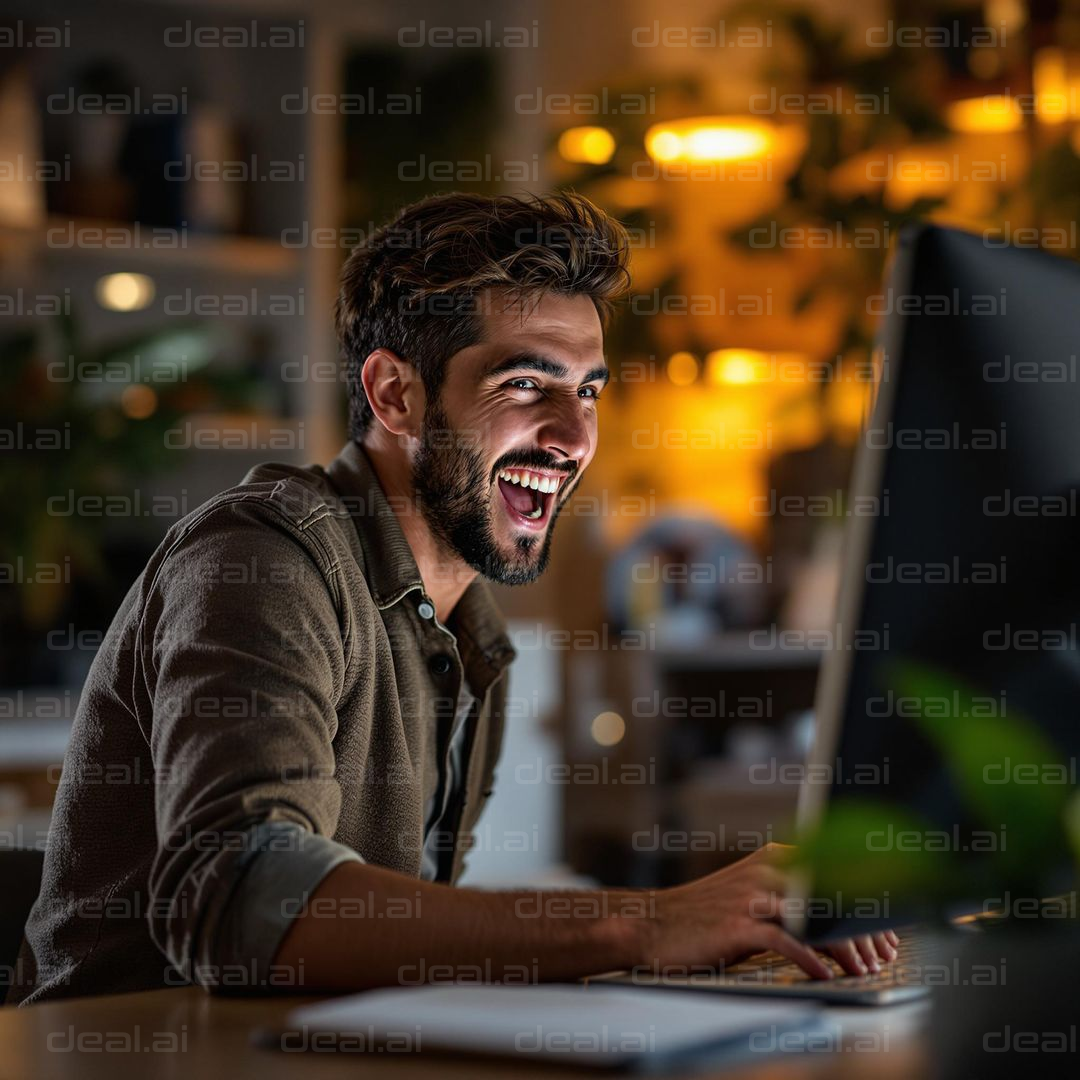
[429, 654, 452, 676]
[418, 601, 435, 620]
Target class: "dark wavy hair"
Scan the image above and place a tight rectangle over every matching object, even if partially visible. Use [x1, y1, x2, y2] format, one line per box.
[335, 190, 632, 439]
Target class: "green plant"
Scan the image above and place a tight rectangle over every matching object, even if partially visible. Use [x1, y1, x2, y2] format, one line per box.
[793, 661, 1077, 914]
[721, 1, 950, 360]
[0, 312, 257, 633]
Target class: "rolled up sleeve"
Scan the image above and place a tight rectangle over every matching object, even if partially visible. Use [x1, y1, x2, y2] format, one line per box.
[204, 821, 363, 989]
[139, 500, 361, 992]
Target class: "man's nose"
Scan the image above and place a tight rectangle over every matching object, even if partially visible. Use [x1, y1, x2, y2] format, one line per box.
[536, 395, 592, 463]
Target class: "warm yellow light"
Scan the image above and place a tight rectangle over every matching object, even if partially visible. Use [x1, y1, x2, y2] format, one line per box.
[1034, 48, 1071, 124]
[945, 95, 1023, 133]
[772, 397, 824, 450]
[647, 130, 683, 162]
[95, 273, 155, 312]
[558, 126, 616, 165]
[120, 384, 158, 420]
[591, 711, 626, 747]
[985, 0, 1026, 31]
[645, 118, 774, 163]
[666, 351, 699, 386]
[827, 376, 873, 441]
[706, 349, 764, 386]
[689, 127, 769, 160]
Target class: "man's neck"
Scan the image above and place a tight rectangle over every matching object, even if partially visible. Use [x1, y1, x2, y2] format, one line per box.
[359, 432, 477, 624]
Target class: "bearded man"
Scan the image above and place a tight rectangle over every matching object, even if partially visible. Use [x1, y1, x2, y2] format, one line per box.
[10, 192, 895, 1005]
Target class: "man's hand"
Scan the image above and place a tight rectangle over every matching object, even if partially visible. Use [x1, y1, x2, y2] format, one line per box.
[274, 844, 899, 993]
[643, 842, 899, 980]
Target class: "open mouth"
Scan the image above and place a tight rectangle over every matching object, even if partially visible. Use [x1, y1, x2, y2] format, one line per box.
[496, 467, 566, 530]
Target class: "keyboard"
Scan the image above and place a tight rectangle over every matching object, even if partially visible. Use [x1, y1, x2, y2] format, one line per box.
[589, 930, 934, 1006]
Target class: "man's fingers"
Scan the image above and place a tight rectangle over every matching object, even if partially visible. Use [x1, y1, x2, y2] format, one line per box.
[823, 934, 897, 975]
[854, 935, 882, 973]
[822, 939, 867, 976]
[872, 932, 898, 962]
[886, 929, 900, 948]
[756, 923, 834, 981]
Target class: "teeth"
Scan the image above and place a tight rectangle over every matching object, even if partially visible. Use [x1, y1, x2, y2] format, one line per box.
[499, 469, 560, 494]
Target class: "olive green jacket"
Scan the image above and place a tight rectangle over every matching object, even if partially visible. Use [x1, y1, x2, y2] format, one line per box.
[9, 442, 514, 1004]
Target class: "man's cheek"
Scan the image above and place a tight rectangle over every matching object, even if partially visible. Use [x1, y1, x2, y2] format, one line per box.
[466, 397, 511, 436]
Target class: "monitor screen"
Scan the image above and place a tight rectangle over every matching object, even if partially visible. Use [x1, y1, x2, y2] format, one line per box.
[796, 225, 1080, 940]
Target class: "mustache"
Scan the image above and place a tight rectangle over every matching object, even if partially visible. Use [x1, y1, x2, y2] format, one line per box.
[491, 452, 578, 484]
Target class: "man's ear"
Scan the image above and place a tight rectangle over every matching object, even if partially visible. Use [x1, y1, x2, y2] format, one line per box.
[360, 348, 426, 439]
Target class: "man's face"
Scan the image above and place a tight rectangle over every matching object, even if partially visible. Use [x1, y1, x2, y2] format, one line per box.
[412, 290, 607, 585]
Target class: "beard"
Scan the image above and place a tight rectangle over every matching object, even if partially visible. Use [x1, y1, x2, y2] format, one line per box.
[411, 401, 571, 586]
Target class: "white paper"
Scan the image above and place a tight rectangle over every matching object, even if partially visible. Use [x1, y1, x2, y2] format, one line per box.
[285, 983, 829, 1067]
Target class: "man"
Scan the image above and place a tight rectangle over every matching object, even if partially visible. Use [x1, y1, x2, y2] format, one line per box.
[10, 192, 895, 1005]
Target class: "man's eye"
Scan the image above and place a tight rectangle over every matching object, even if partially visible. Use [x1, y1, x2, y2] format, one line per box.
[579, 385, 601, 400]
[507, 378, 539, 391]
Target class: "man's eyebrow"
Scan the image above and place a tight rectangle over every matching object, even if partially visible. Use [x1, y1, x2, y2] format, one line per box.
[484, 352, 610, 386]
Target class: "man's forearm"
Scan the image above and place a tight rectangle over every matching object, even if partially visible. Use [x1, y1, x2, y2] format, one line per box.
[273, 860, 653, 991]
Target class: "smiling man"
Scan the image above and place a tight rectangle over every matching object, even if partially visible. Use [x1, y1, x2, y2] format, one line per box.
[10, 192, 895, 1006]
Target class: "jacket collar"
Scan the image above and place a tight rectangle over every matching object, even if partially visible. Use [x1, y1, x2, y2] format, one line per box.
[326, 441, 516, 681]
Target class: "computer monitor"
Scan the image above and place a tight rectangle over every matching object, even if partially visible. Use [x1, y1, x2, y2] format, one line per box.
[791, 223, 1080, 942]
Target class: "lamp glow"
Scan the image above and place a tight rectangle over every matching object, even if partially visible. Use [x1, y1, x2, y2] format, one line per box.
[95, 273, 155, 312]
[945, 95, 1023, 133]
[707, 349, 763, 386]
[591, 711, 626, 747]
[666, 351, 699, 386]
[645, 118, 774, 163]
[985, 0, 1026, 31]
[558, 126, 616, 165]
[1034, 48, 1071, 124]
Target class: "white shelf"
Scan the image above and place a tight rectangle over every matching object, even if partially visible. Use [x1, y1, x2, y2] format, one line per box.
[0, 216, 302, 279]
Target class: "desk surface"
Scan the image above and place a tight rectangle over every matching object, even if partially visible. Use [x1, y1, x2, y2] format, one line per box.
[0, 986, 928, 1080]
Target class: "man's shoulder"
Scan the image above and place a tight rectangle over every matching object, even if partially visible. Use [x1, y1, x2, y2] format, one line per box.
[154, 458, 371, 588]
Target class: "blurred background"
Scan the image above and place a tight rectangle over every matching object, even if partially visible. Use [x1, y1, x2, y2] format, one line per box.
[2, 0, 1077, 889]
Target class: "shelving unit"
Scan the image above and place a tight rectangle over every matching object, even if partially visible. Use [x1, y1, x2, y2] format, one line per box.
[2, 0, 347, 465]
[0, 217, 302, 278]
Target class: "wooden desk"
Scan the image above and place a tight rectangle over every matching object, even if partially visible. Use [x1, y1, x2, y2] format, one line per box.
[0, 987, 928, 1079]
